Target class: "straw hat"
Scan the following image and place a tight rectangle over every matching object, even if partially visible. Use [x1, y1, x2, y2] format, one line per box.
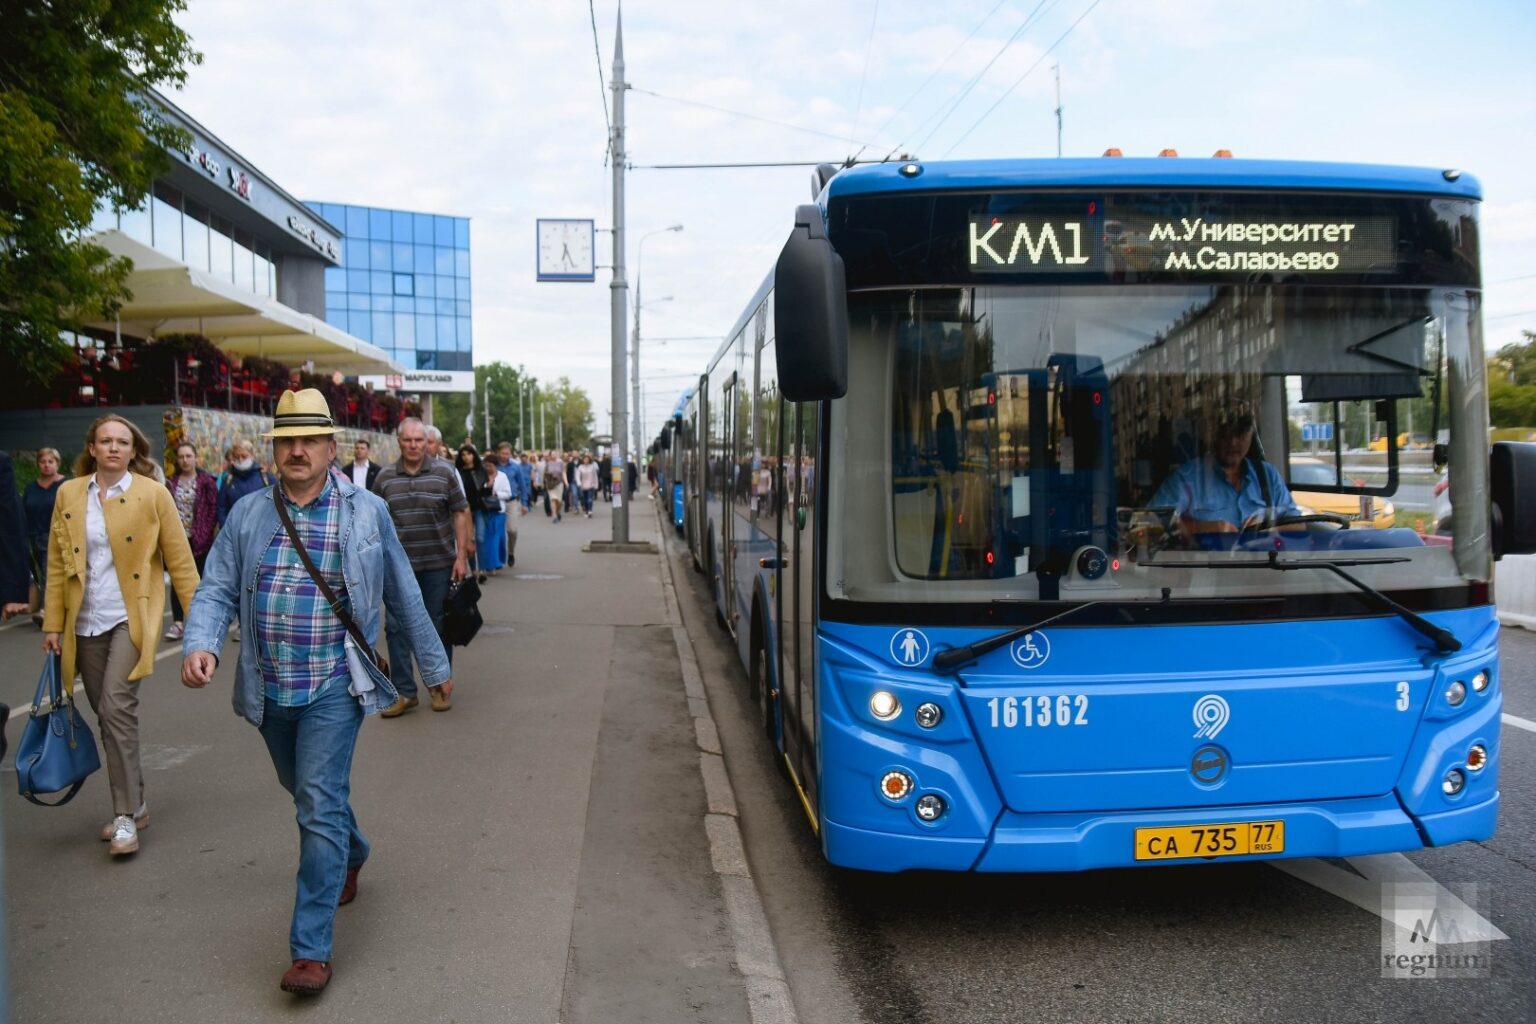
[263, 388, 339, 438]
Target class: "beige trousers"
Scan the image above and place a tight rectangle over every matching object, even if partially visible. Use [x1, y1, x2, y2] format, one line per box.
[74, 623, 144, 816]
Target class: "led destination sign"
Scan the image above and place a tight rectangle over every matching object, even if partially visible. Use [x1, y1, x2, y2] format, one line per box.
[968, 212, 1396, 275]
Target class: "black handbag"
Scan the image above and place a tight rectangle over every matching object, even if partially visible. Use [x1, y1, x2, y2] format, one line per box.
[16, 654, 101, 806]
[442, 576, 483, 647]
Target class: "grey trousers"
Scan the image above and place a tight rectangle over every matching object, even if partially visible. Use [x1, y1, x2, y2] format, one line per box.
[75, 623, 144, 816]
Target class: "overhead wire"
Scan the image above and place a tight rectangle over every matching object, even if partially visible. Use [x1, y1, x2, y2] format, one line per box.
[901, 0, 1056, 158]
[939, 0, 1103, 158]
[850, 0, 1010, 164]
[849, 0, 881, 150]
[629, 86, 894, 151]
[588, 0, 611, 136]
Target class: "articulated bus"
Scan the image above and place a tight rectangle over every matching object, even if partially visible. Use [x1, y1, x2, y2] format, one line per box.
[673, 156, 1536, 872]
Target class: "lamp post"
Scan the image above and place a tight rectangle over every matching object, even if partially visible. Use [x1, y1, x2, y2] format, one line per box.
[634, 223, 682, 475]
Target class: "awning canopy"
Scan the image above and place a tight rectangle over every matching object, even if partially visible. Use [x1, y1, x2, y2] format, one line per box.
[85, 231, 403, 376]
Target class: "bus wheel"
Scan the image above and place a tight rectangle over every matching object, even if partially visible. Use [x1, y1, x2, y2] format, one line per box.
[752, 642, 777, 746]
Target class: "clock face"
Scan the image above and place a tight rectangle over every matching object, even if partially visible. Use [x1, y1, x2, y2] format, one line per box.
[536, 219, 595, 281]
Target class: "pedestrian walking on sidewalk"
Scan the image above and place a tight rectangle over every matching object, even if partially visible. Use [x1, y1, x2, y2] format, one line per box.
[23, 447, 66, 623]
[575, 453, 599, 517]
[164, 442, 218, 641]
[543, 450, 566, 523]
[217, 439, 272, 525]
[374, 418, 469, 715]
[181, 389, 451, 997]
[497, 442, 528, 567]
[477, 454, 512, 574]
[42, 415, 200, 856]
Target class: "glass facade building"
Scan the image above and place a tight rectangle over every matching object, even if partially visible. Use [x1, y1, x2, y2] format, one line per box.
[308, 203, 473, 371]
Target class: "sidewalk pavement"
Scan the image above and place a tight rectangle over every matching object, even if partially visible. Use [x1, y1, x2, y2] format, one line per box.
[1, 494, 770, 1023]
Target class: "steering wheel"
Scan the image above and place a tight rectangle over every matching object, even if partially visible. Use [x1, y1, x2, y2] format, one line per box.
[1239, 511, 1350, 535]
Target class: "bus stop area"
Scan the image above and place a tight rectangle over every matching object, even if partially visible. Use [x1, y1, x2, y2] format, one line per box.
[0, 499, 780, 1024]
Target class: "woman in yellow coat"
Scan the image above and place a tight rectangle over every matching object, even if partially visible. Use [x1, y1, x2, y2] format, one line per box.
[43, 414, 200, 856]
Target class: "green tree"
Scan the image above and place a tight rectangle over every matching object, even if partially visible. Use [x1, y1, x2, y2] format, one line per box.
[433, 363, 593, 451]
[1, 0, 201, 385]
[1487, 332, 1536, 428]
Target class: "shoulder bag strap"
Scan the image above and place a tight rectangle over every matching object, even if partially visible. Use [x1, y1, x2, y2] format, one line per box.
[272, 486, 376, 661]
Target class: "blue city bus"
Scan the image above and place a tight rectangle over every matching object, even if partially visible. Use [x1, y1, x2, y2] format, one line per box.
[680, 156, 1536, 872]
[656, 386, 694, 533]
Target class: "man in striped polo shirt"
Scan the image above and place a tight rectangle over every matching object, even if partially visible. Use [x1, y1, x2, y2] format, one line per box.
[373, 417, 469, 716]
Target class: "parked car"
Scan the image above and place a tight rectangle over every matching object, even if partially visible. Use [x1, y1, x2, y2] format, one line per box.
[1287, 455, 1396, 528]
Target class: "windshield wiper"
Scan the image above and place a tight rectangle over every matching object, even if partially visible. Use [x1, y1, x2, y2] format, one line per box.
[932, 601, 1103, 674]
[1145, 551, 1460, 653]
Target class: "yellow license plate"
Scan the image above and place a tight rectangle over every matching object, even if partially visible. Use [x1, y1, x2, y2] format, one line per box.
[1134, 820, 1285, 861]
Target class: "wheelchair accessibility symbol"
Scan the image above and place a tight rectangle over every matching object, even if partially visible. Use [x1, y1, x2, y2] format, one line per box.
[889, 628, 931, 667]
[1010, 630, 1051, 669]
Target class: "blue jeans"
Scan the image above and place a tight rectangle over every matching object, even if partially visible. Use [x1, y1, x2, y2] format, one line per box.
[477, 511, 507, 570]
[258, 682, 367, 962]
[386, 566, 452, 699]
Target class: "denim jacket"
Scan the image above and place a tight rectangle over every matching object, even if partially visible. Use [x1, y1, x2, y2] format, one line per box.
[184, 477, 451, 726]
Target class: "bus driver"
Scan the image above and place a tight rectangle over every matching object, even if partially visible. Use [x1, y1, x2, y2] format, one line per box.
[1150, 408, 1300, 534]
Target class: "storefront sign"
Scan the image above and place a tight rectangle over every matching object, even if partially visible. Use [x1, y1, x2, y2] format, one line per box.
[358, 371, 475, 393]
[286, 214, 340, 260]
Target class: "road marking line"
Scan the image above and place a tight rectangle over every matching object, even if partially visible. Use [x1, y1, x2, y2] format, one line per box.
[1503, 713, 1536, 734]
[1274, 854, 1508, 943]
[155, 644, 183, 661]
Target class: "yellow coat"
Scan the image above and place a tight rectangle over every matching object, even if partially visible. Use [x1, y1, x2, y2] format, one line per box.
[42, 473, 201, 697]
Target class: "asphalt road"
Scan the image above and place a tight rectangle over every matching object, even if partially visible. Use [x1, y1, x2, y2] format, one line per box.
[668, 526, 1536, 1024]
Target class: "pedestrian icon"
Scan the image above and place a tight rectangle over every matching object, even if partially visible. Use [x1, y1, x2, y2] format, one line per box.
[1010, 630, 1051, 669]
[889, 628, 931, 666]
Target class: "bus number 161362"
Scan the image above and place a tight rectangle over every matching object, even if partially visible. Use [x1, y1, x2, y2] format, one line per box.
[987, 694, 1089, 728]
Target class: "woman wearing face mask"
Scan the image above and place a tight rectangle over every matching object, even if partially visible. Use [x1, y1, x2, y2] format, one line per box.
[163, 443, 218, 641]
[216, 438, 272, 525]
[42, 414, 200, 855]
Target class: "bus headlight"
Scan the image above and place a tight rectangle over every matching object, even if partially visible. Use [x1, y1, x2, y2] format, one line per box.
[1471, 671, 1489, 693]
[1445, 680, 1467, 707]
[914, 794, 947, 821]
[1442, 769, 1466, 796]
[870, 691, 901, 720]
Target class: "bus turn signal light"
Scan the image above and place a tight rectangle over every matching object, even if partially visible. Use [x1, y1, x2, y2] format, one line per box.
[1466, 744, 1488, 772]
[880, 771, 914, 801]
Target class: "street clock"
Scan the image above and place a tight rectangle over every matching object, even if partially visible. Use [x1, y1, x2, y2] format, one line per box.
[536, 218, 596, 281]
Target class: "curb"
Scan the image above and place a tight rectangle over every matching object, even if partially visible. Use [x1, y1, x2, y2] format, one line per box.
[655, 508, 801, 1024]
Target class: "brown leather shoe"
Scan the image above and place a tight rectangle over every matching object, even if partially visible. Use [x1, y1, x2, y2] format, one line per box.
[380, 696, 418, 718]
[280, 959, 332, 995]
[339, 865, 360, 906]
[428, 685, 451, 712]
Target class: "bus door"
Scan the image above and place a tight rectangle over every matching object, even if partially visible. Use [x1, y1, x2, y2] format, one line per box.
[721, 372, 741, 636]
[790, 399, 820, 810]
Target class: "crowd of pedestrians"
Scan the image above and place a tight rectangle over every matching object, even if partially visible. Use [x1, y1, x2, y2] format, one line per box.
[1, 396, 643, 996]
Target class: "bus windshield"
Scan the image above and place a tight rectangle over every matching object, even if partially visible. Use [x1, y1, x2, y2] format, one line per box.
[827, 283, 1490, 616]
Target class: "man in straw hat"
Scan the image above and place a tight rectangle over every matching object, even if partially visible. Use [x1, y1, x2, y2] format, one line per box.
[181, 388, 452, 996]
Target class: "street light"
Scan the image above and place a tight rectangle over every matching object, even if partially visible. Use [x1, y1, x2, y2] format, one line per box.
[634, 223, 682, 470]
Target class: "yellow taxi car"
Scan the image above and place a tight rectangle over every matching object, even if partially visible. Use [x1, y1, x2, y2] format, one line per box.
[1287, 455, 1396, 528]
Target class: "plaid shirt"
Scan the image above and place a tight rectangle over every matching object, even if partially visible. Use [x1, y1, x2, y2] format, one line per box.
[255, 477, 350, 705]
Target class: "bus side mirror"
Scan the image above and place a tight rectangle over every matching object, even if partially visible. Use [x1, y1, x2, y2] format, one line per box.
[1490, 441, 1536, 557]
[775, 204, 848, 402]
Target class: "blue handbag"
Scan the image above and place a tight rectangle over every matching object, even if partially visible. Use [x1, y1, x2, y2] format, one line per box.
[15, 654, 101, 806]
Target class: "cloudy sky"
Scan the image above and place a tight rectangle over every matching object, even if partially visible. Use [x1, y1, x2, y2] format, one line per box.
[170, 0, 1536, 442]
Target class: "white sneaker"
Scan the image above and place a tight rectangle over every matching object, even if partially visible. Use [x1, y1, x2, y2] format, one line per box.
[163, 622, 183, 641]
[100, 802, 148, 840]
[108, 815, 139, 856]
